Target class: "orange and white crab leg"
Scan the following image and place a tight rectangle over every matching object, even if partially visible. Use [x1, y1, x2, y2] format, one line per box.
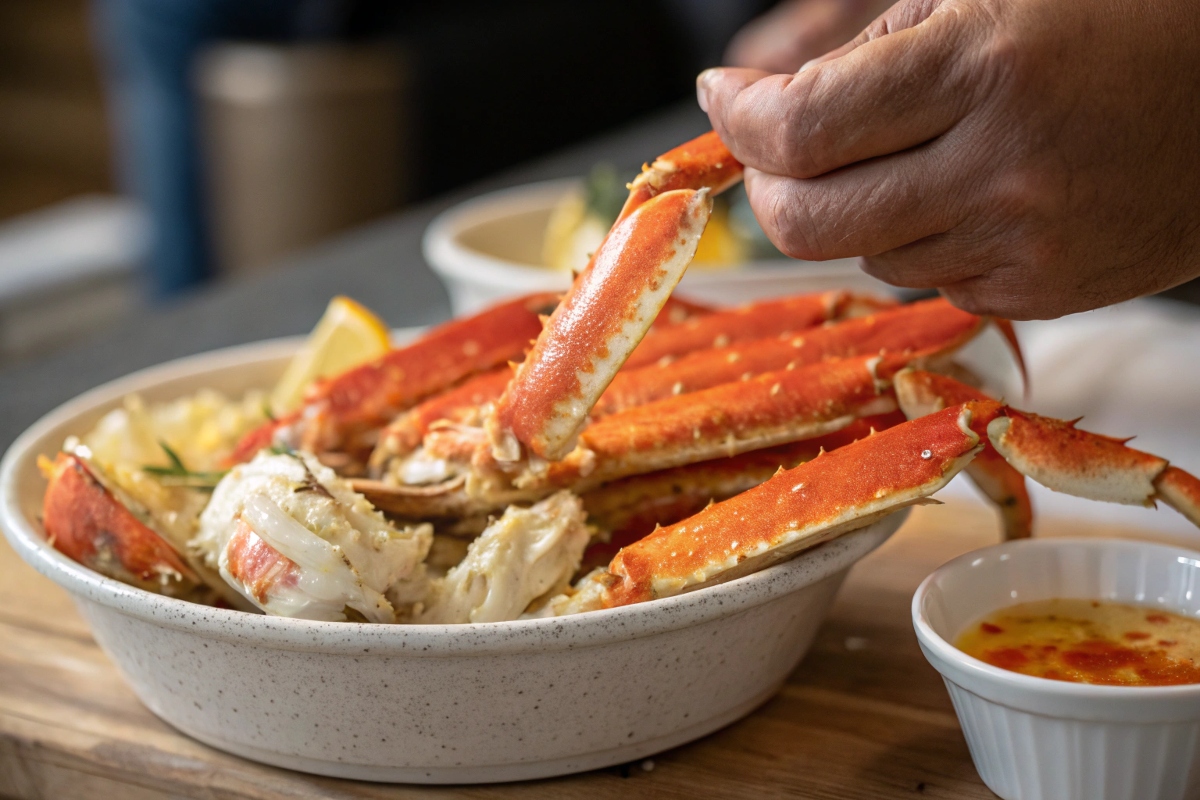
[232, 292, 558, 463]
[894, 368, 1033, 540]
[489, 188, 714, 462]
[619, 130, 744, 222]
[578, 414, 905, 571]
[40, 452, 200, 591]
[564, 403, 988, 610]
[596, 298, 985, 417]
[521, 351, 915, 492]
[623, 289, 893, 370]
[988, 411, 1200, 527]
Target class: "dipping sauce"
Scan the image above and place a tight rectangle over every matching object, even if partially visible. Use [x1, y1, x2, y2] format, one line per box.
[955, 599, 1200, 686]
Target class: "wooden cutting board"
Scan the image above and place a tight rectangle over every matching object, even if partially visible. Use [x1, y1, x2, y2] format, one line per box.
[0, 497, 1143, 799]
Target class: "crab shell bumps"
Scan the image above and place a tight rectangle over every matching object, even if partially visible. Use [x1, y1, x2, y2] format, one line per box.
[194, 451, 433, 622]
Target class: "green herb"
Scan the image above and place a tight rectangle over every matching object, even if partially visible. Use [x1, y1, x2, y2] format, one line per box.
[262, 401, 277, 422]
[142, 441, 228, 490]
[584, 163, 627, 225]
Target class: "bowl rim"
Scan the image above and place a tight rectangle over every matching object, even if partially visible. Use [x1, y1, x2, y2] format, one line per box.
[912, 536, 1200, 709]
[1, 335, 904, 656]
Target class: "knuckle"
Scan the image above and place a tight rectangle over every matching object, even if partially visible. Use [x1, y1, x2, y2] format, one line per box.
[776, 75, 836, 179]
[760, 185, 827, 261]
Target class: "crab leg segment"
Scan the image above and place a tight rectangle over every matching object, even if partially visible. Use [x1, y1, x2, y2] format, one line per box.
[40, 453, 199, 590]
[232, 292, 558, 463]
[530, 351, 914, 492]
[578, 414, 906, 571]
[894, 368, 1033, 540]
[623, 289, 892, 370]
[489, 189, 714, 463]
[619, 130, 743, 222]
[596, 403, 989, 608]
[370, 367, 513, 471]
[596, 298, 984, 417]
[988, 411, 1200, 528]
[1156, 468, 1200, 528]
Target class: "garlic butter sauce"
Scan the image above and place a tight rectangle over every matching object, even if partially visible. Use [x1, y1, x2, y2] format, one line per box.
[955, 598, 1200, 686]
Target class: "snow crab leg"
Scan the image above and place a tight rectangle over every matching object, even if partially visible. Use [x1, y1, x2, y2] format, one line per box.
[231, 292, 560, 465]
[488, 132, 747, 464]
[41, 452, 200, 593]
[546, 394, 1200, 614]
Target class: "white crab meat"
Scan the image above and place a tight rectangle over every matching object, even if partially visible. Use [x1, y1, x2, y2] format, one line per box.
[193, 451, 432, 622]
[418, 491, 590, 624]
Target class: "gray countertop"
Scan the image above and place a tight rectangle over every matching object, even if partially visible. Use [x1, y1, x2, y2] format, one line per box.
[0, 103, 711, 454]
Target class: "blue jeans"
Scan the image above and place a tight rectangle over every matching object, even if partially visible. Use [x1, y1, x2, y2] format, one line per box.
[92, 0, 338, 298]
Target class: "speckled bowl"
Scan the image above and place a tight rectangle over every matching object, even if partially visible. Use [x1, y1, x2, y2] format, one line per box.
[0, 337, 906, 783]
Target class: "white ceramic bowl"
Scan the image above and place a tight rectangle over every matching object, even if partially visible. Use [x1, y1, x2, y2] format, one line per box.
[914, 538, 1200, 800]
[423, 178, 898, 315]
[0, 336, 906, 783]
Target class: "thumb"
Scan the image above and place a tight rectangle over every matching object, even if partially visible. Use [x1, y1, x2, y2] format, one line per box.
[696, 67, 771, 116]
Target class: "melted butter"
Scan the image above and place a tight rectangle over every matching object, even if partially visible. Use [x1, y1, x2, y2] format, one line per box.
[955, 598, 1200, 686]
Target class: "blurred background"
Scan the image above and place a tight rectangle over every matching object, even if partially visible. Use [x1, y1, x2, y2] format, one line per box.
[3, 0, 1196, 370]
[0, 0, 773, 366]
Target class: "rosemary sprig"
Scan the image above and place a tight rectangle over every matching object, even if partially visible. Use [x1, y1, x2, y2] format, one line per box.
[142, 441, 228, 490]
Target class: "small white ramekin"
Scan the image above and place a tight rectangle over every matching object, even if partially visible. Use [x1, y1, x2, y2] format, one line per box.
[914, 537, 1200, 800]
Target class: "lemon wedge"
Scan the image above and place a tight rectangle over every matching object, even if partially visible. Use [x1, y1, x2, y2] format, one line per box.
[270, 296, 391, 414]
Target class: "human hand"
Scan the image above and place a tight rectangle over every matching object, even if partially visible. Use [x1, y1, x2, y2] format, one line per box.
[725, 0, 894, 74]
[700, 0, 1200, 319]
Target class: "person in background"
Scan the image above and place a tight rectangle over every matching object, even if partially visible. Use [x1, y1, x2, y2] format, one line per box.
[706, 0, 1200, 319]
[92, 0, 386, 298]
[92, 0, 772, 301]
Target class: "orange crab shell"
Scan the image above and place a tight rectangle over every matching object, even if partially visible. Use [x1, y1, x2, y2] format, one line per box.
[490, 189, 713, 462]
[231, 292, 559, 463]
[603, 402, 992, 607]
[620, 130, 744, 220]
[40, 452, 198, 588]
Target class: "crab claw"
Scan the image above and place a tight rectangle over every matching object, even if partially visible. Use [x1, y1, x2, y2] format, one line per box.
[40, 452, 199, 592]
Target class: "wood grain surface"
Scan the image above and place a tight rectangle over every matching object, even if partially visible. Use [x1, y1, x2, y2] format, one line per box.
[0, 495, 1148, 799]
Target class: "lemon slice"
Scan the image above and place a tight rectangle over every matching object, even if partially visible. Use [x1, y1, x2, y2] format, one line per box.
[270, 296, 391, 414]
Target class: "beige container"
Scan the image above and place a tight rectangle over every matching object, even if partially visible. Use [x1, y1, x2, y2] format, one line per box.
[196, 43, 407, 275]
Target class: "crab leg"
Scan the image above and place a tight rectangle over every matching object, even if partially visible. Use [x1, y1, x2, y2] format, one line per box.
[538, 352, 910, 490]
[623, 289, 893, 370]
[371, 290, 896, 468]
[40, 452, 200, 592]
[578, 414, 905, 571]
[619, 130, 744, 222]
[489, 189, 714, 463]
[574, 403, 988, 609]
[489, 132, 749, 464]
[988, 411, 1200, 526]
[361, 347, 959, 518]
[231, 292, 558, 463]
[894, 368, 1033, 540]
[595, 298, 984, 417]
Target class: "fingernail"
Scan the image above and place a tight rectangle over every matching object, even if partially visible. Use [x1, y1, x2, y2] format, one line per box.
[696, 68, 719, 112]
[798, 59, 818, 73]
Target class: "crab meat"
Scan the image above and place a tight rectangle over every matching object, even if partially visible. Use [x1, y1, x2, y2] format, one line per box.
[417, 492, 590, 624]
[195, 451, 431, 621]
